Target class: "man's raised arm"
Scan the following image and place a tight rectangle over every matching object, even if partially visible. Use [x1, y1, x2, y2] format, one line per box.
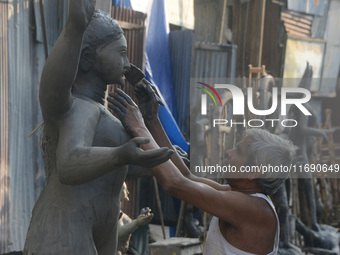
[39, 0, 96, 118]
[109, 88, 230, 191]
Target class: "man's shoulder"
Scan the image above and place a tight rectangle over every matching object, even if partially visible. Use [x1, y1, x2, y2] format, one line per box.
[245, 195, 277, 233]
[225, 192, 276, 223]
[223, 194, 277, 239]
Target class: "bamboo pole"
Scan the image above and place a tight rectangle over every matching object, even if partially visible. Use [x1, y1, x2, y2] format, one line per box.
[219, 0, 227, 44]
[202, 212, 208, 253]
[153, 176, 166, 239]
[175, 200, 186, 237]
[39, 0, 48, 59]
[258, 0, 266, 68]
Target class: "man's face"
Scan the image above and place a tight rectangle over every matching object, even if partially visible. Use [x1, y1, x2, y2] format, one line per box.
[94, 36, 130, 85]
[224, 136, 251, 178]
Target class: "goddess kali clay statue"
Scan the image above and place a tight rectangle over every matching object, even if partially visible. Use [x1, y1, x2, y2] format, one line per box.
[24, 1, 172, 254]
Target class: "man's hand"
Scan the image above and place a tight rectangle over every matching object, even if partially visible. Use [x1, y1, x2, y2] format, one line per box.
[107, 89, 173, 167]
[117, 137, 173, 168]
[133, 81, 164, 122]
[108, 88, 146, 137]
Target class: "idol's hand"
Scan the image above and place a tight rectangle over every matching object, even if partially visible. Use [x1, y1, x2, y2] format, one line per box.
[117, 137, 173, 168]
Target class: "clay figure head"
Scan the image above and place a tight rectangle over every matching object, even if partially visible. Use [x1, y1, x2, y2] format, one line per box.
[79, 10, 130, 86]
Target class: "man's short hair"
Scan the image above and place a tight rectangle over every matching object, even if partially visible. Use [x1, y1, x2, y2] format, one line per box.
[244, 129, 296, 195]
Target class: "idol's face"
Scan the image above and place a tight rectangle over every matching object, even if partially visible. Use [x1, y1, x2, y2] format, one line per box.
[94, 36, 130, 86]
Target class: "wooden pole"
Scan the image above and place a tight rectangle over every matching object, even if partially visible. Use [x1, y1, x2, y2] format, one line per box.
[202, 212, 208, 253]
[175, 200, 186, 237]
[39, 0, 48, 59]
[219, 0, 227, 44]
[258, 0, 266, 68]
[153, 176, 166, 239]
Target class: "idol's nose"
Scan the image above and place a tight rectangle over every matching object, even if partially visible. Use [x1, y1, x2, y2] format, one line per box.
[123, 57, 130, 71]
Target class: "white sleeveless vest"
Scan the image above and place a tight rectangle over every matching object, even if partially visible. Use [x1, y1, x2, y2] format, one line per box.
[204, 193, 279, 255]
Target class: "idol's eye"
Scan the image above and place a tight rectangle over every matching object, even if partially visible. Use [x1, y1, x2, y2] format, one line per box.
[120, 50, 127, 57]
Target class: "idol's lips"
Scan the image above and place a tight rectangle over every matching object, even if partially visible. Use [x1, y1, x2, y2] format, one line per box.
[118, 75, 125, 87]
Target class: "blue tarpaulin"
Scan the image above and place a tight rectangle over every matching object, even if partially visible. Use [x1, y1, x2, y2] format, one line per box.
[116, 0, 189, 151]
[145, 0, 189, 151]
[146, 0, 177, 119]
[145, 58, 189, 151]
[112, 0, 132, 9]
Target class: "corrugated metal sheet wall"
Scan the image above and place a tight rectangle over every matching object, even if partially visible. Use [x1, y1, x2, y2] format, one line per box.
[0, 1, 38, 253]
[0, 0, 10, 253]
[193, 43, 237, 79]
[0, 1, 69, 253]
[287, 0, 328, 16]
[320, 0, 340, 95]
[281, 10, 313, 38]
[169, 37, 237, 136]
[190, 42, 237, 174]
[7, 1, 36, 251]
[169, 29, 194, 136]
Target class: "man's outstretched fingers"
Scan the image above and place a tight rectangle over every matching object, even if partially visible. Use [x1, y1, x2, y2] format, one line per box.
[108, 97, 126, 113]
[108, 92, 116, 98]
[148, 84, 164, 106]
[116, 88, 137, 106]
[107, 95, 115, 104]
[134, 85, 149, 103]
[145, 85, 157, 101]
[108, 105, 125, 121]
[134, 89, 147, 100]
[134, 84, 147, 95]
[107, 94, 127, 111]
[111, 93, 129, 107]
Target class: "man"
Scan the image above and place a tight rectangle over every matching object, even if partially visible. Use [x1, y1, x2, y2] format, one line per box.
[24, 1, 172, 254]
[108, 88, 296, 254]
